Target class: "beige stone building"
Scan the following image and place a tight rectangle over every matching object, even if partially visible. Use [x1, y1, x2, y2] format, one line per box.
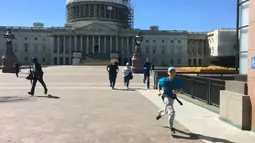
[0, 0, 236, 66]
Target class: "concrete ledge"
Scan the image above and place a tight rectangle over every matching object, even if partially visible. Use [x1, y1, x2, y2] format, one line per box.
[225, 80, 248, 95]
[220, 90, 251, 130]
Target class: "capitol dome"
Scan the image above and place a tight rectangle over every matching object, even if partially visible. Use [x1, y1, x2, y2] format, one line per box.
[66, 0, 133, 29]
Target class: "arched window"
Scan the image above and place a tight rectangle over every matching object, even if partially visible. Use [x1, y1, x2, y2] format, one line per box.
[188, 59, 191, 66]
[193, 59, 197, 66]
[198, 59, 202, 66]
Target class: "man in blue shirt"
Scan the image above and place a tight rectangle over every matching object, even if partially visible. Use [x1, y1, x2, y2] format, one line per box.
[156, 66, 182, 133]
[142, 58, 151, 89]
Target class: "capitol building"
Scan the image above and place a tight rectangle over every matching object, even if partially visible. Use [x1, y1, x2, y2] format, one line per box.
[0, 0, 236, 66]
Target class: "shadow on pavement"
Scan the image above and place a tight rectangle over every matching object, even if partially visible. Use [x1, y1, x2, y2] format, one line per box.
[35, 94, 60, 99]
[170, 128, 234, 143]
[0, 96, 30, 103]
[114, 88, 136, 91]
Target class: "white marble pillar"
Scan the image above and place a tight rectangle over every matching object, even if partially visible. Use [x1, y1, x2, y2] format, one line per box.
[116, 36, 118, 52]
[104, 36, 107, 54]
[98, 36, 101, 53]
[80, 36, 83, 52]
[57, 36, 60, 54]
[110, 36, 112, 52]
[86, 36, 89, 54]
[121, 37, 124, 55]
[63, 36, 66, 57]
[127, 37, 129, 55]
[75, 36, 77, 51]
[92, 36, 95, 54]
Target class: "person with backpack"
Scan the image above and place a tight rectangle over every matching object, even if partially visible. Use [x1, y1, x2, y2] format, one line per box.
[27, 57, 48, 96]
[122, 63, 133, 89]
[156, 67, 183, 134]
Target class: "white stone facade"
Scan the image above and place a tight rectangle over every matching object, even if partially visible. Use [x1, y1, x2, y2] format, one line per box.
[207, 29, 236, 57]
[0, 25, 211, 66]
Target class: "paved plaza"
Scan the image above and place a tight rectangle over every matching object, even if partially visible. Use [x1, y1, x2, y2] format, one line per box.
[0, 66, 203, 143]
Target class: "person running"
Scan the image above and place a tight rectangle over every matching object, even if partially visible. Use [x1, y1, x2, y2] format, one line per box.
[106, 60, 119, 90]
[14, 62, 21, 77]
[122, 63, 132, 89]
[142, 58, 151, 89]
[28, 57, 48, 96]
[156, 67, 182, 134]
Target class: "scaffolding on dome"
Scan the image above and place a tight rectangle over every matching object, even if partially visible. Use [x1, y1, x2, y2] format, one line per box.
[126, 0, 134, 29]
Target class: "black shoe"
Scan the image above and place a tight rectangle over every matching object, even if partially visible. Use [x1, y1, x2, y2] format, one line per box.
[170, 128, 176, 134]
[44, 89, 48, 94]
[156, 114, 162, 120]
[28, 92, 34, 96]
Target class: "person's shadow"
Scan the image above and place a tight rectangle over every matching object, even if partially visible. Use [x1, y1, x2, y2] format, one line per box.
[34, 94, 60, 99]
[163, 126, 235, 143]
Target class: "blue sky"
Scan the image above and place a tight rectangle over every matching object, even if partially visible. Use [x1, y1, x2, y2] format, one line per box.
[0, 0, 236, 32]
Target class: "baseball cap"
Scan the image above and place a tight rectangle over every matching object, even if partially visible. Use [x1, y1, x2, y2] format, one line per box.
[168, 67, 176, 72]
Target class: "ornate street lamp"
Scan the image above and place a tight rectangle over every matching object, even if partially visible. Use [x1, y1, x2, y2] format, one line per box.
[131, 32, 143, 73]
[1, 28, 18, 73]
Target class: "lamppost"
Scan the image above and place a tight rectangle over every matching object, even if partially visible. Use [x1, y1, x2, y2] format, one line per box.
[72, 51, 82, 65]
[1, 28, 17, 73]
[131, 32, 143, 73]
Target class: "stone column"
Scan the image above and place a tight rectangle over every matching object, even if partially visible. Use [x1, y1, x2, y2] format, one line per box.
[104, 36, 107, 54]
[121, 37, 124, 55]
[116, 36, 118, 52]
[110, 36, 112, 52]
[57, 36, 60, 54]
[92, 36, 95, 54]
[248, 0, 255, 130]
[63, 36, 66, 58]
[86, 36, 89, 54]
[75, 36, 77, 51]
[81, 36, 83, 52]
[98, 36, 101, 53]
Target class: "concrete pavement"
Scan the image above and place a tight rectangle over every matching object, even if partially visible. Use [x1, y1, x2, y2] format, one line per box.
[0, 66, 203, 143]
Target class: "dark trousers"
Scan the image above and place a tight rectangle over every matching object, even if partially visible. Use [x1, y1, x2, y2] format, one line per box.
[124, 76, 130, 88]
[30, 75, 47, 94]
[109, 73, 117, 88]
[15, 69, 19, 77]
[143, 73, 150, 89]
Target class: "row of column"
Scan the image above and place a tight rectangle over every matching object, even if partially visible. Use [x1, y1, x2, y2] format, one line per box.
[53, 35, 135, 56]
[187, 40, 207, 55]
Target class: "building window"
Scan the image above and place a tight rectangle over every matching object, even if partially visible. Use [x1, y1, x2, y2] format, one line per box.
[193, 59, 197, 66]
[198, 59, 202, 66]
[146, 40, 149, 43]
[34, 37, 38, 40]
[162, 40, 164, 43]
[43, 38, 45, 41]
[171, 40, 174, 43]
[54, 57, 57, 65]
[24, 43, 28, 52]
[239, 53, 248, 74]
[177, 59, 181, 64]
[153, 40, 156, 43]
[178, 40, 181, 43]
[153, 49, 156, 53]
[42, 58, 46, 63]
[188, 59, 191, 66]
[65, 57, 69, 65]
[239, 27, 248, 52]
[24, 57, 28, 61]
[59, 57, 63, 65]
[24, 37, 27, 40]
[170, 59, 173, 64]
[161, 49, 165, 54]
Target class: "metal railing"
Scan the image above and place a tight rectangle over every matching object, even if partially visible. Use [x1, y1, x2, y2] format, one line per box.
[153, 70, 234, 107]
